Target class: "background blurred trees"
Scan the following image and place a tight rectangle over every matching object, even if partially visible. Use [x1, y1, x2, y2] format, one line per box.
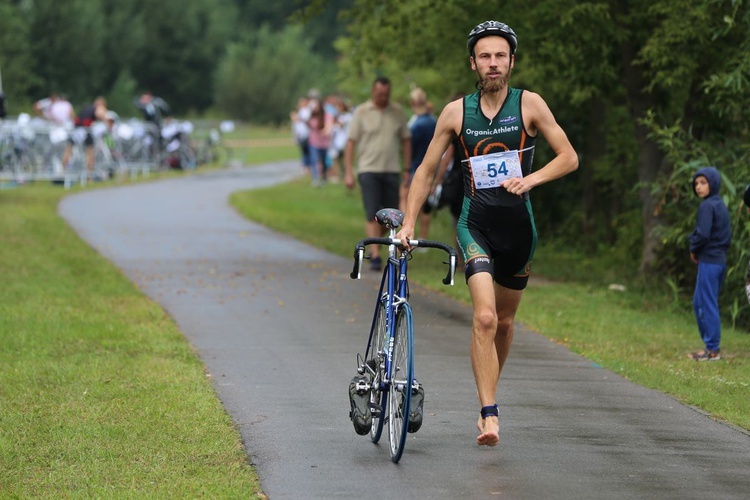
[2, 0, 750, 322]
[0, 0, 348, 119]
[214, 24, 335, 124]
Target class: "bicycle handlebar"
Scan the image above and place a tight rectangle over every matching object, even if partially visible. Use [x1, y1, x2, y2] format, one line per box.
[350, 237, 458, 286]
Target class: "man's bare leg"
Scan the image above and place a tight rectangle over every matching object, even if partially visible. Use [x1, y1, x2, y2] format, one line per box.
[468, 274, 523, 446]
[62, 145, 72, 169]
[86, 147, 95, 172]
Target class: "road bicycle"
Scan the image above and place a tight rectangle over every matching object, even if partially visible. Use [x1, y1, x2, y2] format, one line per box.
[348, 208, 457, 463]
[195, 127, 233, 167]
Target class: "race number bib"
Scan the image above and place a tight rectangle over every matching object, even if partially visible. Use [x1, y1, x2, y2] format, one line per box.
[469, 150, 522, 190]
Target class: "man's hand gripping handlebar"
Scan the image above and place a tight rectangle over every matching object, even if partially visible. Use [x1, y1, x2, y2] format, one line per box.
[349, 237, 458, 285]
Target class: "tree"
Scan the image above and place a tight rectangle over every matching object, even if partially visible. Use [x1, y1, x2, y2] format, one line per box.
[214, 24, 335, 124]
[0, 0, 36, 110]
[130, 0, 236, 114]
[28, 0, 108, 104]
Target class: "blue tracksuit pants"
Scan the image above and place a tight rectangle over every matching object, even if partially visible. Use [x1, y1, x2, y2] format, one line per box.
[693, 261, 726, 352]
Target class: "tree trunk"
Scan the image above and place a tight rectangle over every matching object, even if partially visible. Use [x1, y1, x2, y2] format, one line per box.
[582, 97, 606, 251]
[620, 38, 666, 278]
[636, 139, 667, 277]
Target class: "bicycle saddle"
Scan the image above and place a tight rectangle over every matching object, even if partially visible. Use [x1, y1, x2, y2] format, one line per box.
[375, 208, 405, 229]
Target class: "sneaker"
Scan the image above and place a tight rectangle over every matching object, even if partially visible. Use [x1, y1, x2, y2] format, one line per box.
[691, 349, 721, 361]
[407, 381, 424, 433]
[370, 256, 382, 271]
[349, 376, 372, 435]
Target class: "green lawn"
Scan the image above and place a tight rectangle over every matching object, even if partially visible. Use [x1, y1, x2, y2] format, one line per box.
[0, 186, 263, 497]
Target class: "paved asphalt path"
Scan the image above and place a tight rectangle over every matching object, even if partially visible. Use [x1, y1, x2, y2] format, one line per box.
[59, 162, 750, 499]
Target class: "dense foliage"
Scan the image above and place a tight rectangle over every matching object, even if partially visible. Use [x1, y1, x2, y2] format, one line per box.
[0, 0, 349, 119]
[2, 0, 750, 325]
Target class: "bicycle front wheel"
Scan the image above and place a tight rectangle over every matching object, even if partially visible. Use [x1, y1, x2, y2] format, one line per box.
[388, 303, 414, 463]
[369, 300, 388, 443]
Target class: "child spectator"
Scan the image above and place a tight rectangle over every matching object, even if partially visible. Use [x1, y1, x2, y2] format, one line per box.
[688, 166, 731, 361]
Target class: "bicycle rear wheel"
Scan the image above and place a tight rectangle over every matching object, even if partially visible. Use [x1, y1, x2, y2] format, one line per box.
[388, 303, 414, 463]
[369, 300, 388, 443]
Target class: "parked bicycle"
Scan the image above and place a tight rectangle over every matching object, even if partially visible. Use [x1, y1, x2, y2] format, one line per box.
[195, 121, 234, 166]
[348, 208, 457, 463]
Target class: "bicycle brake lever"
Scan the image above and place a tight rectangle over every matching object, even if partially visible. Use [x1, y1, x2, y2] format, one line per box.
[442, 253, 457, 286]
[350, 245, 365, 279]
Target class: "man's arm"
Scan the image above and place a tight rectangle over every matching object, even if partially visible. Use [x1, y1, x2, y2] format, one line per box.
[33, 99, 48, 117]
[501, 91, 578, 196]
[156, 97, 171, 118]
[397, 100, 461, 245]
[344, 138, 356, 190]
[344, 108, 362, 190]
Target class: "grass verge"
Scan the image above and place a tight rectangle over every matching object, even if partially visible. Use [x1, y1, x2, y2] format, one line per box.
[0, 123, 293, 496]
[230, 177, 750, 431]
[223, 123, 298, 166]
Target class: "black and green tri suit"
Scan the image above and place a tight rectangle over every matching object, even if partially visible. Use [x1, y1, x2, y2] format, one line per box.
[455, 88, 538, 290]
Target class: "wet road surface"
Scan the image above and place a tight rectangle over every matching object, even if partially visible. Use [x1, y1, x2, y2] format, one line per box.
[59, 162, 750, 499]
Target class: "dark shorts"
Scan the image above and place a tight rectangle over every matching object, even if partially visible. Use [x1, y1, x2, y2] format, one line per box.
[358, 172, 400, 221]
[456, 201, 537, 290]
[67, 127, 93, 147]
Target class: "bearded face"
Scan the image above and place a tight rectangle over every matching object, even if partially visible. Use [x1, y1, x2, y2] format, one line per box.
[470, 36, 514, 94]
[479, 67, 512, 93]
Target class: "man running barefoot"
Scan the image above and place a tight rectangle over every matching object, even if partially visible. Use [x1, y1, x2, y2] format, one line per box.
[396, 20, 578, 447]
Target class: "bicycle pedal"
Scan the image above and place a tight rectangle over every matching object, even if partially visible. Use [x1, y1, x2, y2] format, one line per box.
[369, 402, 382, 419]
[354, 380, 370, 394]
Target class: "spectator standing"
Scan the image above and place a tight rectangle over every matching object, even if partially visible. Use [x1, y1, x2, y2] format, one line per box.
[133, 91, 171, 159]
[688, 166, 731, 361]
[133, 91, 171, 128]
[34, 93, 75, 126]
[344, 76, 412, 271]
[48, 94, 75, 127]
[327, 95, 351, 183]
[62, 96, 108, 173]
[308, 98, 334, 187]
[291, 96, 313, 173]
[401, 87, 437, 242]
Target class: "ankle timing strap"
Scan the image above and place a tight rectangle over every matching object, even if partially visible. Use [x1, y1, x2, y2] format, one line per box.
[480, 404, 499, 418]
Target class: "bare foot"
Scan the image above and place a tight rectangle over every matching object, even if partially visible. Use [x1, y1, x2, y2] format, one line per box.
[476, 415, 500, 446]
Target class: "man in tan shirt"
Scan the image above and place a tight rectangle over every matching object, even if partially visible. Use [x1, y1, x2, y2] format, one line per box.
[344, 76, 411, 270]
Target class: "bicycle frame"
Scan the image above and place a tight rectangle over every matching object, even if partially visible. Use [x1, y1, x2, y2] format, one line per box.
[350, 207, 458, 462]
[365, 228, 409, 396]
